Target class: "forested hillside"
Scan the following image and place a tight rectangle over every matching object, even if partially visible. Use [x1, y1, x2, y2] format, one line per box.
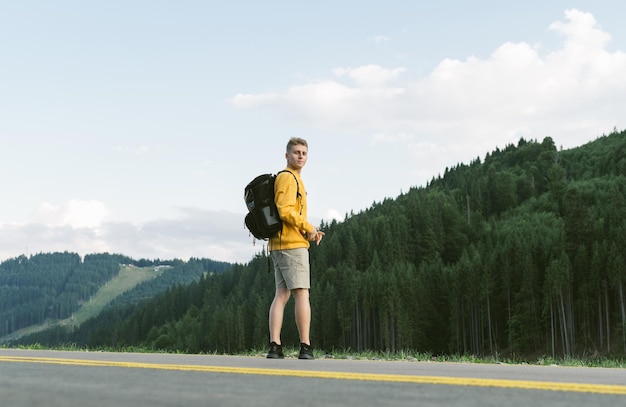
[1, 253, 232, 340]
[1, 252, 129, 337]
[11, 130, 626, 359]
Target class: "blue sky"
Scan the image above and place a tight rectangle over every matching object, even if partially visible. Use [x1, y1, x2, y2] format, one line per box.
[1, 1, 625, 264]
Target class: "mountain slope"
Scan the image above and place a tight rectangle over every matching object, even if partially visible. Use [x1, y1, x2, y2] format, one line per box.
[1, 264, 163, 342]
[1, 254, 232, 342]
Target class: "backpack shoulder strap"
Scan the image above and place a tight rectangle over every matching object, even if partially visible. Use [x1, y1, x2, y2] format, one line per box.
[276, 170, 299, 197]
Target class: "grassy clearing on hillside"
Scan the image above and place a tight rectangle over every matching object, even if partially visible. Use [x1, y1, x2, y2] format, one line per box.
[2, 265, 162, 341]
[63, 264, 163, 329]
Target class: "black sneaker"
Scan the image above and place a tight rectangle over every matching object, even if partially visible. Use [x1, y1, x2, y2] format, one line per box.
[267, 342, 284, 359]
[298, 343, 314, 360]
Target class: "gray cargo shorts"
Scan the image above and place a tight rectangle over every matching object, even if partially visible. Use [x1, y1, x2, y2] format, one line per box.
[271, 248, 310, 290]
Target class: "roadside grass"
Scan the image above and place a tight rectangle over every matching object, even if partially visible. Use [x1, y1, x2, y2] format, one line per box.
[6, 343, 624, 369]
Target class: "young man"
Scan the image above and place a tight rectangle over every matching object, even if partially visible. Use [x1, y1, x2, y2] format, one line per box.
[267, 137, 324, 359]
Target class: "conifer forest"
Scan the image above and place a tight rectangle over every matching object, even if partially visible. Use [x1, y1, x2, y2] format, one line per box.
[3, 130, 626, 359]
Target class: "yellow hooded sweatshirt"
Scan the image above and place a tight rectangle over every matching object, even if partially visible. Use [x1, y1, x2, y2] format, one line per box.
[269, 169, 314, 251]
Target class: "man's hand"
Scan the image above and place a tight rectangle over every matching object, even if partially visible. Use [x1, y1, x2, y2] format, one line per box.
[308, 228, 325, 245]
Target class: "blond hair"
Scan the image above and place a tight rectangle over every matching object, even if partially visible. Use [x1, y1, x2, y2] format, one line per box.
[286, 137, 308, 152]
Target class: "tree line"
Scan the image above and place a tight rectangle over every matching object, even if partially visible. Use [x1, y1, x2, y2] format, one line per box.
[11, 130, 626, 359]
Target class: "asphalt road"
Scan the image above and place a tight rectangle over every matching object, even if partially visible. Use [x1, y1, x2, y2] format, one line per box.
[1, 349, 625, 406]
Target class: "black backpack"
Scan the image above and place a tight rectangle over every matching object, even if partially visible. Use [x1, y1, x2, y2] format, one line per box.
[244, 170, 298, 240]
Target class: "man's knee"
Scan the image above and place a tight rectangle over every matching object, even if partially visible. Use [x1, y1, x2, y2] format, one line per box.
[291, 288, 309, 300]
[274, 288, 290, 302]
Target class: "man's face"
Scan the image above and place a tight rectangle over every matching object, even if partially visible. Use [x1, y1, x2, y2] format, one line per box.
[286, 144, 308, 170]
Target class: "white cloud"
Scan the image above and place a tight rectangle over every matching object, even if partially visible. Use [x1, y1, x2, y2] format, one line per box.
[549, 9, 611, 53]
[101, 208, 261, 263]
[333, 65, 407, 88]
[231, 92, 279, 109]
[0, 205, 258, 264]
[0, 223, 109, 259]
[232, 9, 626, 156]
[33, 200, 108, 229]
[324, 208, 343, 222]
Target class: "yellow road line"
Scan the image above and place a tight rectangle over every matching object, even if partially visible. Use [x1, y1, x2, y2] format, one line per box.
[1, 355, 625, 395]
